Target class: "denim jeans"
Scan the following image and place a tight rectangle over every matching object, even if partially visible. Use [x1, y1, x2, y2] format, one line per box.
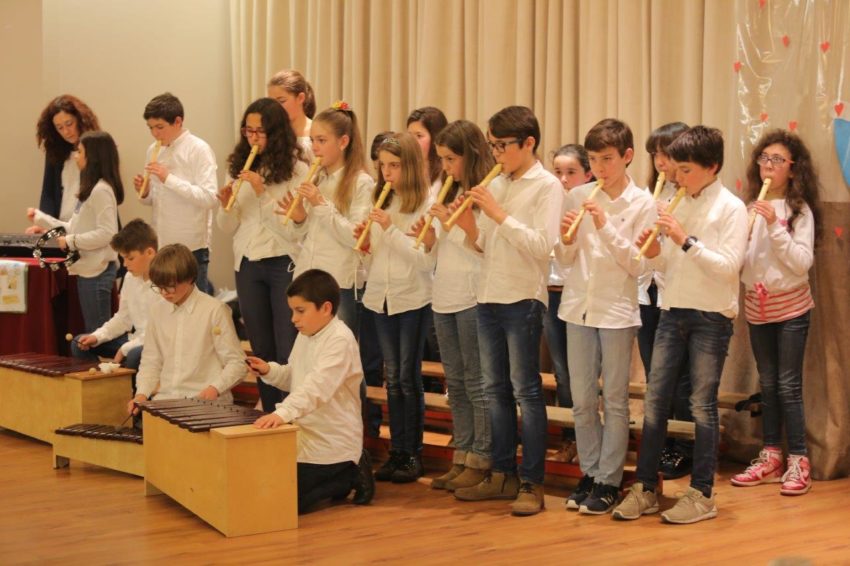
[76, 262, 117, 334]
[433, 307, 490, 460]
[478, 300, 547, 484]
[236, 255, 297, 412]
[567, 323, 637, 487]
[192, 248, 212, 295]
[358, 300, 384, 437]
[748, 311, 811, 455]
[374, 304, 431, 455]
[297, 460, 358, 514]
[544, 289, 572, 409]
[636, 308, 733, 495]
[338, 288, 359, 334]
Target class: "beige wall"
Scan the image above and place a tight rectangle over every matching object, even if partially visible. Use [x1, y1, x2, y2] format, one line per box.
[2, 0, 237, 290]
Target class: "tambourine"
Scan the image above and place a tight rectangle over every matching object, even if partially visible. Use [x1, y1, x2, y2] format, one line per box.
[33, 226, 80, 271]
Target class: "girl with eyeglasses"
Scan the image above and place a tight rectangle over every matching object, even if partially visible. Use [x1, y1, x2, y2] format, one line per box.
[216, 97, 309, 413]
[732, 129, 823, 496]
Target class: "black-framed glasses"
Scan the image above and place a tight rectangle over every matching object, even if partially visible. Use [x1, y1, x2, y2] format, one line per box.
[487, 138, 522, 153]
[241, 127, 267, 138]
[757, 153, 793, 166]
[150, 283, 177, 294]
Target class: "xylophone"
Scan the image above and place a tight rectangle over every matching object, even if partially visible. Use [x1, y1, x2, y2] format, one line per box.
[140, 398, 299, 536]
[53, 423, 144, 477]
[0, 353, 133, 444]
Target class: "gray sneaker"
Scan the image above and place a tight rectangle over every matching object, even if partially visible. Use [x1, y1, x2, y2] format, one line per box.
[661, 487, 718, 524]
[612, 482, 659, 520]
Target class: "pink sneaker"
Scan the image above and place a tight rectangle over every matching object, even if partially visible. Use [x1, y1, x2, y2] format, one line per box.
[780, 455, 812, 496]
[730, 447, 784, 486]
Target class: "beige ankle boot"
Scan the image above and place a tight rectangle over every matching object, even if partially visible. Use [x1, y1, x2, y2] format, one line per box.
[432, 464, 465, 490]
[446, 453, 491, 491]
[454, 471, 519, 501]
[511, 482, 545, 516]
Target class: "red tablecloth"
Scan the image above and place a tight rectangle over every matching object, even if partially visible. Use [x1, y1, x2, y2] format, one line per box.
[0, 258, 88, 355]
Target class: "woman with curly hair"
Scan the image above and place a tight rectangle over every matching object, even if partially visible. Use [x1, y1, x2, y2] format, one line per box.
[31, 95, 100, 226]
[731, 129, 823, 496]
[216, 97, 308, 412]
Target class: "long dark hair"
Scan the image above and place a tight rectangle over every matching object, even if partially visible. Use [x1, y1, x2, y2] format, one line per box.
[745, 129, 823, 241]
[36, 95, 100, 165]
[407, 106, 448, 184]
[434, 120, 496, 203]
[228, 98, 304, 185]
[78, 131, 124, 205]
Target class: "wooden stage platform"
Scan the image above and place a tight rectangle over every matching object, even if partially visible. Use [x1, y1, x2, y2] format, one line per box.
[1, 428, 848, 564]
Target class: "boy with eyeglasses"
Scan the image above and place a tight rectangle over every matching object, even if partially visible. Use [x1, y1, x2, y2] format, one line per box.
[135, 93, 218, 294]
[127, 244, 246, 417]
[450, 106, 562, 516]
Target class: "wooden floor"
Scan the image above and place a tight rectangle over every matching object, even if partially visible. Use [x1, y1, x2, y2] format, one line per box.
[1, 429, 849, 565]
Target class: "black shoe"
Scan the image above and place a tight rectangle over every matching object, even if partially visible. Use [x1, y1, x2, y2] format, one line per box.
[375, 450, 403, 482]
[578, 483, 620, 515]
[660, 447, 693, 480]
[352, 449, 376, 505]
[565, 474, 594, 510]
[391, 453, 423, 483]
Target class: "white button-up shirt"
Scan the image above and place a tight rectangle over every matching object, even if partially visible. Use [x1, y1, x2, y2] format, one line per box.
[471, 161, 563, 305]
[290, 168, 375, 288]
[429, 219, 481, 314]
[637, 181, 678, 306]
[557, 179, 656, 328]
[362, 196, 435, 315]
[135, 288, 246, 402]
[742, 200, 814, 292]
[140, 130, 219, 251]
[263, 317, 363, 465]
[651, 179, 748, 318]
[91, 272, 161, 355]
[216, 160, 308, 270]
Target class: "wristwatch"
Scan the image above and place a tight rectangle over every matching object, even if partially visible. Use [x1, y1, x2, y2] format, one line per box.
[682, 235, 699, 252]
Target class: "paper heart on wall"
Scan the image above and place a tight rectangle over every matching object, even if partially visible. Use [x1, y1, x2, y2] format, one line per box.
[760, 112, 769, 122]
[735, 178, 743, 192]
[788, 120, 798, 131]
[836, 102, 845, 117]
[835, 226, 844, 239]
[733, 61, 743, 73]
[782, 35, 790, 47]
[821, 41, 830, 53]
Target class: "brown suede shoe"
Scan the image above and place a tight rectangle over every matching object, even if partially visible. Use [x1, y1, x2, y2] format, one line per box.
[454, 471, 519, 501]
[431, 464, 465, 490]
[445, 466, 488, 491]
[511, 482, 545, 516]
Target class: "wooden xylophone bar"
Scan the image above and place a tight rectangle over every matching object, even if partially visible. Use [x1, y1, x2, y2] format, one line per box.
[137, 398, 265, 432]
[0, 353, 97, 376]
[55, 423, 143, 444]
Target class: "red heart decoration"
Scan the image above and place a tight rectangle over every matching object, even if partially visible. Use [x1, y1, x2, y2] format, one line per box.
[821, 41, 830, 53]
[782, 35, 790, 47]
[835, 226, 844, 239]
[733, 61, 743, 73]
[788, 120, 798, 132]
[759, 0, 766, 7]
[836, 102, 845, 117]
[760, 112, 769, 123]
[735, 178, 743, 192]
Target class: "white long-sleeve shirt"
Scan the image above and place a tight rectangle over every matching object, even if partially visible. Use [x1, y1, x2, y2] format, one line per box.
[429, 218, 481, 314]
[135, 288, 246, 402]
[291, 167, 375, 288]
[556, 179, 656, 328]
[651, 179, 748, 318]
[362, 195, 435, 315]
[263, 317, 363, 465]
[637, 181, 678, 306]
[470, 161, 563, 305]
[140, 130, 218, 251]
[91, 272, 161, 355]
[742, 200, 814, 291]
[216, 160, 308, 270]
[34, 180, 118, 277]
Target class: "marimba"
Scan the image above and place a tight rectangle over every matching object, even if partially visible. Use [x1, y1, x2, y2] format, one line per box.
[0, 353, 133, 443]
[53, 423, 144, 477]
[139, 398, 299, 536]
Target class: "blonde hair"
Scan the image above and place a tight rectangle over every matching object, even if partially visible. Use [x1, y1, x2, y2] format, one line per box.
[267, 69, 316, 119]
[313, 105, 367, 215]
[375, 133, 429, 214]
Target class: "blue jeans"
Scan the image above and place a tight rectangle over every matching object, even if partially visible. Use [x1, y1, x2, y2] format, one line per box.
[478, 300, 547, 484]
[192, 248, 212, 295]
[374, 304, 431, 455]
[567, 323, 636, 487]
[338, 288, 358, 334]
[433, 307, 490, 460]
[636, 308, 733, 495]
[76, 263, 117, 333]
[748, 311, 810, 455]
[236, 256, 297, 412]
[359, 299, 384, 437]
[544, 289, 572, 409]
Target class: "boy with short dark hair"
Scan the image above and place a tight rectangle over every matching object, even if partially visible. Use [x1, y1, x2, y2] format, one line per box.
[127, 244, 245, 414]
[557, 118, 656, 515]
[250, 269, 374, 514]
[72, 218, 160, 379]
[135, 93, 218, 294]
[613, 125, 748, 524]
[451, 106, 563, 516]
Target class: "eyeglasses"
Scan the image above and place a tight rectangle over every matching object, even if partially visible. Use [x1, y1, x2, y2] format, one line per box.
[487, 138, 522, 153]
[150, 283, 177, 294]
[757, 154, 793, 166]
[241, 127, 267, 138]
